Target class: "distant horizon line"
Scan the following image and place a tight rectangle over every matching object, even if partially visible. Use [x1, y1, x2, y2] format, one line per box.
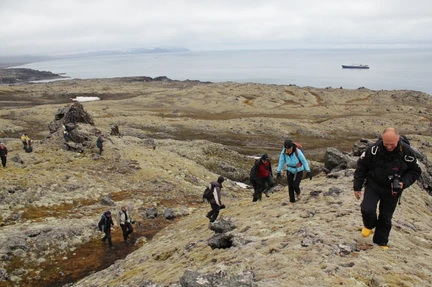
[2, 45, 431, 60]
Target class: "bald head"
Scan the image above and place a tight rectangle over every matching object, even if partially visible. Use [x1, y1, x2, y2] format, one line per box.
[382, 127, 400, 152]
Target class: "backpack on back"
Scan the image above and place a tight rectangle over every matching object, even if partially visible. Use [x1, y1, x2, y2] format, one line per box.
[285, 142, 304, 167]
[249, 160, 259, 183]
[202, 183, 214, 201]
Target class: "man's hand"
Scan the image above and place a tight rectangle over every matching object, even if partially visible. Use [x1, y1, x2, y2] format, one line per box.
[306, 172, 312, 180]
[354, 191, 362, 200]
[277, 173, 281, 180]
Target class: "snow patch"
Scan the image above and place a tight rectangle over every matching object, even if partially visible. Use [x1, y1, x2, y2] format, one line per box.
[72, 96, 100, 102]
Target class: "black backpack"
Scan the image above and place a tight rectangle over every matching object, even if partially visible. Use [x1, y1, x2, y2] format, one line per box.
[249, 161, 258, 184]
[202, 183, 214, 201]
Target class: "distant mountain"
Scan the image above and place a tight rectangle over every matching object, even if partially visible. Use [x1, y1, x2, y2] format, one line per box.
[61, 47, 191, 59]
[0, 55, 53, 68]
[0, 47, 191, 66]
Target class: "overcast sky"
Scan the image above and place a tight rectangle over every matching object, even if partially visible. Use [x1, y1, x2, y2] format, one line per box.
[1, 0, 431, 56]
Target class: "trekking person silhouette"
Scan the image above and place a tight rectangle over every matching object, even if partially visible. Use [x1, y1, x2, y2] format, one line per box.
[21, 133, 30, 150]
[0, 142, 8, 168]
[354, 127, 421, 249]
[118, 206, 134, 243]
[206, 176, 225, 223]
[251, 154, 275, 201]
[96, 135, 104, 155]
[276, 139, 312, 203]
[98, 210, 115, 249]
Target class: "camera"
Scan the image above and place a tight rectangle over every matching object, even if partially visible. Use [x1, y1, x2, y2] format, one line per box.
[388, 174, 402, 196]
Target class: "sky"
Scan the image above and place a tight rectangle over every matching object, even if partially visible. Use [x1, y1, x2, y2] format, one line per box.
[1, 0, 431, 56]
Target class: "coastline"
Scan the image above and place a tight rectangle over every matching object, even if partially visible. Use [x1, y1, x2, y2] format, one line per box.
[9, 49, 432, 95]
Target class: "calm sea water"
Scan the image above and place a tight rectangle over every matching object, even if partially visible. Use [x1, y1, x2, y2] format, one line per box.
[15, 49, 432, 95]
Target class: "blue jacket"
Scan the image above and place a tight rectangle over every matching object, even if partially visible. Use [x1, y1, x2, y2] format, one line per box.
[277, 148, 310, 174]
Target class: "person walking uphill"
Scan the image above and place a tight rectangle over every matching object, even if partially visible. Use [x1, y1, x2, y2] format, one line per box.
[21, 133, 30, 150]
[251, 154, 275, 201]
[0, 142, 7, 168]
[206, 176, 226, 223]
[118, 206, 134, 243]
[98, 210, 115, 249]
[96, 135, 104, 155]
[353, 127, 421, 249]
[277, 139, 312, 203]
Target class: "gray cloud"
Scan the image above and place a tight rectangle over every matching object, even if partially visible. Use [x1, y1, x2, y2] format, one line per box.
[1, 0, 431, 56]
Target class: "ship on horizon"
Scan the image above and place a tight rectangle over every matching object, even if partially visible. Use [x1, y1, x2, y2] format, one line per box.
[342, 64, 370, 69]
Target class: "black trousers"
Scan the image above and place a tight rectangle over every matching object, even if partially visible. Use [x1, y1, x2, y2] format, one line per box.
[102, 230, 113, 247]
[1, 156, 6, 168]
[361, 185, 399, 246]
[121, 222, 134, 241]
[253, 176, 275, 201]
[207, 202, 221, 222]
[287, 170, 303, 202]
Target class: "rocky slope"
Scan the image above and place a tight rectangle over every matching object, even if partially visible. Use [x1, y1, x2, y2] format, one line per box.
[0, 78, 431, 286]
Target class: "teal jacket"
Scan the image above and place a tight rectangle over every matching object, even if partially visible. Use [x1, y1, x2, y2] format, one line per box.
[277, 147, 310, 174]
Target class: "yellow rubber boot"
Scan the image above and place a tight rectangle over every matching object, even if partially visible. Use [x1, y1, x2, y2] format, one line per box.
[361, 227, 373, 237]
[379, 245, 389, 250]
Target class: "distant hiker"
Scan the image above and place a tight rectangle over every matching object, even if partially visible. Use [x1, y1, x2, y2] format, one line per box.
[276, 139, 312, 203]
[354, 127, 421, 249]
[0, 142, 7, 168]
[98, 210, 115, 249]
[25, 139, 33, 153]
[206, 176, 226, 223]
[21, 133, 30, 149]
[118, 206, 134, 243]
[96, 135, 104, 155]
[251, 153, 275, 201]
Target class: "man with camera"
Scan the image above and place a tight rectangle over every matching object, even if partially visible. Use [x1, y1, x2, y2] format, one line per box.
[118, 206, 134, 243]
[353, 127, 421, 249]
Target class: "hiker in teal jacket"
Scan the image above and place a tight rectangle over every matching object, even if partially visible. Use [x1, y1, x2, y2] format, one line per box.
[277, 139, 312, 203]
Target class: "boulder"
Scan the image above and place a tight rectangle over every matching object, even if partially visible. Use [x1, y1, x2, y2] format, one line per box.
[207, 233, 233, 249]
[163, 208, 175, 220]
[179, 270, 256, 287]
[146, 207, 158, 219]
[208, 218, 236, 234]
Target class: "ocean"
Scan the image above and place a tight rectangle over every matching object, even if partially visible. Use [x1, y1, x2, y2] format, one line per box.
[14, 49, 432, 95]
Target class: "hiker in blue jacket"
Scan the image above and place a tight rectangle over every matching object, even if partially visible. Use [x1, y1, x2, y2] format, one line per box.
[277, 139, 312, 203]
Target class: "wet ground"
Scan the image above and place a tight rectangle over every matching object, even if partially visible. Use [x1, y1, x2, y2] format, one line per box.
[18, 217, 176, 287]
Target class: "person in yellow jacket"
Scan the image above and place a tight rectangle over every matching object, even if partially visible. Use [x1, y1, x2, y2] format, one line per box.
[21, 133, 30, 149]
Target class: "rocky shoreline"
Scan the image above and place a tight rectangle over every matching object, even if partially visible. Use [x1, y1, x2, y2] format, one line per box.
[0, 77, 431, 286]
[0, 68, 65, 84]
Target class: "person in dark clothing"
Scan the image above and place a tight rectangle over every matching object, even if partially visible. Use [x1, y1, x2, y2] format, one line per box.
[98, 210, 115, 249]
[252, 154, 275, 201]
[118, 206, 134, 243]
[0, 142, 7, 168]
[277, 139, 312, 203]
[96, 135, 104, 155]
[354, 127, 421, 249]
[206, 176, 225, 223]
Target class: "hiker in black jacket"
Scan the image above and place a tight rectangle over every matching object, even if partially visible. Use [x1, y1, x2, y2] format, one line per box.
[98, 210, 115, 249]
[96, 135, 104, 155]
[0, 142, 7, 168]
[206, 176, 225, 223]
[353, 127, 421, 249]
